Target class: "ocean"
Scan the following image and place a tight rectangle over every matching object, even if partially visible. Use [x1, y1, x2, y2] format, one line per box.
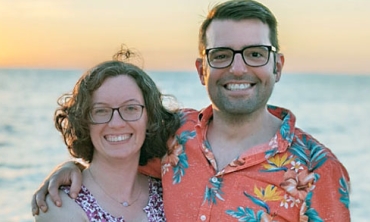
[0, 69, 369, 222]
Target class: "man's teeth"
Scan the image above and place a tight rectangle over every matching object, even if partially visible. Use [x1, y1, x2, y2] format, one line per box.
[226, 83, 251, 90]
[106, 135, 129, 142]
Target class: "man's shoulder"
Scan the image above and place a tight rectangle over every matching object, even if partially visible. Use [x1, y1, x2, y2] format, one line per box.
[291, 127, 348, 173]
[292, 127, 327, 150]
[179, 108, 200, 115]
[178, 108, 201, 123]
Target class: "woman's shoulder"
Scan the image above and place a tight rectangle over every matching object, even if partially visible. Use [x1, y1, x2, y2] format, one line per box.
[148, 176, 163, 196]
[149, 176, 162, 186]
[34, 189, 88, 222]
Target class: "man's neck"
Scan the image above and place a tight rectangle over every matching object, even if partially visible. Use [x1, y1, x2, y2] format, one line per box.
[211, 106, 278, 139]
[206, 106, 282, 170]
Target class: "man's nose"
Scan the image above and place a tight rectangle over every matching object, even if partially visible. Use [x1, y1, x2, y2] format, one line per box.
[229, 53, 248, 75]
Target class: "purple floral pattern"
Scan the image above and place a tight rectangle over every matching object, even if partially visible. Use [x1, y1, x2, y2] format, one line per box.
[61, 177, 165, 222]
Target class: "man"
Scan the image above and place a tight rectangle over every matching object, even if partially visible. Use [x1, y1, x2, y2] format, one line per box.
[32, 0, 350, 221]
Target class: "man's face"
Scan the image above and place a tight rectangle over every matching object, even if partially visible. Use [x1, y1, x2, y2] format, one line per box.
[196, 19, 284, 116]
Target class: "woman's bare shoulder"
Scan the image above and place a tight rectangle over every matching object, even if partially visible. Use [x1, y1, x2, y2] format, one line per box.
[34, 189, 88, 222]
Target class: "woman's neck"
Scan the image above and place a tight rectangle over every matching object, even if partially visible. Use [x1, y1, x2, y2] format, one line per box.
[84, 160, 143, 203]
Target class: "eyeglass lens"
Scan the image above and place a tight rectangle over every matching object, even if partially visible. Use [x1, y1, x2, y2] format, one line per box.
[90, 104, 144, 123]
[207, 46, 272, 68]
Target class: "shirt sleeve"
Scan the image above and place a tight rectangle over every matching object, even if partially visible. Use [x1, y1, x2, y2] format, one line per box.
[309, 157, 351, 221]
[138, 157, 162, 178]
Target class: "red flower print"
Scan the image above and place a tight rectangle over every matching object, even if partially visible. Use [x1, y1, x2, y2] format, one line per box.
[280, 169, 316, 200]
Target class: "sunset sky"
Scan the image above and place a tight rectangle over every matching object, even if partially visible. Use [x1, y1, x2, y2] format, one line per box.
[1, 0, 369, 74]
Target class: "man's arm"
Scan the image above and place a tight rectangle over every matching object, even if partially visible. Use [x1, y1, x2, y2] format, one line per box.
[138, 157, 162, 178]
[310, 158, 351, 221]
[31, 161, 86, 216]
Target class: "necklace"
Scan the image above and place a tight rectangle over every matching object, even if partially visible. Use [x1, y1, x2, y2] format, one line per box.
[87, 168, 142, 207]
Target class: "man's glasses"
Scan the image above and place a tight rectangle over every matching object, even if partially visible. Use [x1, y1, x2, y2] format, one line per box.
[205, 45, 276, 69]
[89, 104, 145, 124]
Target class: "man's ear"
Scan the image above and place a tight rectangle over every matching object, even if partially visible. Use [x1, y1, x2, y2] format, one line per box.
[195, 58, 206, 85]
[274, 53, 284, 82]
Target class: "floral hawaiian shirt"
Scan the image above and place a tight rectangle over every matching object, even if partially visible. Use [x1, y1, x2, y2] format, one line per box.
[141, 105, 350, 222]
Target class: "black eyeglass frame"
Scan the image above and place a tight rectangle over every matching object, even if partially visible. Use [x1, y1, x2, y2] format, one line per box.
[204, 45, 277, 69]
[89, 104, 145, 124]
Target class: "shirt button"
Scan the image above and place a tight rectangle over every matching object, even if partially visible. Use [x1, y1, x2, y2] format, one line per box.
[211, 177, 218, 183]
[200, 215, 206, 221]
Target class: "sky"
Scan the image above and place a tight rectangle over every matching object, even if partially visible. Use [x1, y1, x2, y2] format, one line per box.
[1, 0, 370, 74]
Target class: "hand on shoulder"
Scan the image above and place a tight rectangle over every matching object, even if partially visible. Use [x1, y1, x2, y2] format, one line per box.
[34, 189, 88, 222]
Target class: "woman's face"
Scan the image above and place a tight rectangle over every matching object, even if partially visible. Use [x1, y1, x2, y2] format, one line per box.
[89, 75, 147, 162]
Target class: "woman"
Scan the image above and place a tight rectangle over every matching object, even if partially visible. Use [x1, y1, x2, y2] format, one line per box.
[34, 47, 180, 221]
